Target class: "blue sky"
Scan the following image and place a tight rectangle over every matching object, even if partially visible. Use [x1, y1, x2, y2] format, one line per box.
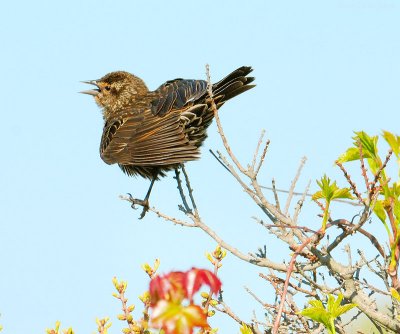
[1, 0, 399, 333]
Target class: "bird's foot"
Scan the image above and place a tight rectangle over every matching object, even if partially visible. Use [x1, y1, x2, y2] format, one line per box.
[127, 193, 150, 219]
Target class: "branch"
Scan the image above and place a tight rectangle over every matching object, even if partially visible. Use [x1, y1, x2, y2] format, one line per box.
[260, 185, 363, 207]
[327, 217, 385, 258]
[206, 64, 247, 174]
[272, 228, 325, 333]
[284, 156, 307, 215]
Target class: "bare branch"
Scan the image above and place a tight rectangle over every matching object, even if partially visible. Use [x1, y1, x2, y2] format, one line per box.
[284, 156, 307, 215]
[206, 64, 247, 174]
[373, 149, 393, 189]
[357, 139, 370, 194]
[336, 160, 365, 204]
[271, 179, 282, 211]
[272, 228, 325, 333]
[255, 136, 270, 177]
[251, 129, 265, 170]
[293, 180, 311, 225]
[209, 149, 232, 174]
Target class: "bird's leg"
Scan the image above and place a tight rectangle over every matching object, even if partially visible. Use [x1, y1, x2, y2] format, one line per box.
[129, 176, 157, 219]
[174, 166, 191, 213]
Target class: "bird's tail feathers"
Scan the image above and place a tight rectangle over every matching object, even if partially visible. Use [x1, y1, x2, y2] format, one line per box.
[211, 66, 255, 105]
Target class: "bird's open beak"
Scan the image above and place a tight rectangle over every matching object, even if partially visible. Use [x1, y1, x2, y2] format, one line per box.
[80, 80, 100, 96]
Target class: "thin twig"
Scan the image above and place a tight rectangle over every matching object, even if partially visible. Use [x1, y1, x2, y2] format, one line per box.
[336, 160, 365, 204]
[120, 195, 195, 227]
[206, 64, 247, 174]
[272, 229, 325, 333]
[260, 185, 362, 206]
[293, 180, 311, 225]
[256, 219, 318, 234]
[149, 207, 195, 227]
[251, 129, 265, 170]
[244, 286, 267, 308]
[209, 149, 232, 174]
[214, 300, 247, 327]
[271, 179, 281, 211]
[216, 151, 260, 203]
[259, 273, 318, 297]
[357, 139, 370, 194]
[358, 278, 391, 297]
[370, 149, 393, 202]
[326, 212, 386, 258]
[255, 137, 270, 177]
[284, 156, 307, 215]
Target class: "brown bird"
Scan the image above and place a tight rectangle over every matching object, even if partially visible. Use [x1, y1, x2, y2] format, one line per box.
[82, 66, 255, 217]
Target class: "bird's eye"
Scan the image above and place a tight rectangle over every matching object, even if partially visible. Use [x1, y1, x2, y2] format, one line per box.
[104, 85, 111, 91]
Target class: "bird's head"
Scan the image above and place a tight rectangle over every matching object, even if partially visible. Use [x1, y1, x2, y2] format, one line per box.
[81, 71, 149, 115]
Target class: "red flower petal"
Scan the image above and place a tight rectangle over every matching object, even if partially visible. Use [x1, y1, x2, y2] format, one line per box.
[149, 268, 221, 305]
[185, 268, 221, 299]
[149, 271, 186, 306]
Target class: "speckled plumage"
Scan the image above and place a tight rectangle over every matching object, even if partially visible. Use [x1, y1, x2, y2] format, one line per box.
[83, 66, 255, 180]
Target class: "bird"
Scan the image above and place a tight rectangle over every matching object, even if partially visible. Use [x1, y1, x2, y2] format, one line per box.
[81, 66, 255, 218]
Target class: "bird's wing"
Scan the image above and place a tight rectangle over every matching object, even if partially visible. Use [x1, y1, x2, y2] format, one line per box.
[149, 68, 255, 148]
[100, 108, 200, 166]
[150, 79, 208, 116]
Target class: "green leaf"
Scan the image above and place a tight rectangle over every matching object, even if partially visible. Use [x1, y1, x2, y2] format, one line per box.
[328, 293, 357, 318]
[337, 147, 363, 164]
[373, 200, 387, 225]
[367, 158, 380, 174]
[355, 131, 379, 159]
[331, 188, 354, 201]
[312, 175, 354, 203]
[393, 182, 400, 197]
[394, 198, 400, 223]
[300, 301, 335, 334]
[382, 130, 400, 158]
[239, 324, 253, 334]
[391, 288, 400, 302]
[312, 190, 324, 200]
[313, 176, 354, 231]
[337, 132, 381, 173]
[300, 294, 356, 334]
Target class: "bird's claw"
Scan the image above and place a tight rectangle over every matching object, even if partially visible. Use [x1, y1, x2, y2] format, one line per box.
[139, 205, 149, 219]
[127, 194, 150, 219]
